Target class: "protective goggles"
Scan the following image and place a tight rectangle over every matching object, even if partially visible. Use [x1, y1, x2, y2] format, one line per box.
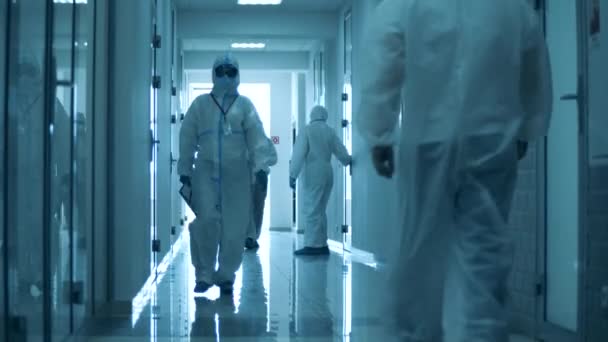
[214, 65, 239, 78]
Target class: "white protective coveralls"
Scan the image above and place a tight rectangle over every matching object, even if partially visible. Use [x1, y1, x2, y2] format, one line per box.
[290, 106, 352, 248]
[178, 54, 274, 285]
[246, 136, 277, 242]
[355, 1, 553, 341]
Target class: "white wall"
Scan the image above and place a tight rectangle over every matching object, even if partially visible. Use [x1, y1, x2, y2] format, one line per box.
[185, 69, 294, 230]
[155, 0, 176, 259]
[108, 0, 153, 301]
[266, 71, 294, 229]
[324, 0, 397, 259]
[105, 0, 179, 302]
[178, 10, 337, 40]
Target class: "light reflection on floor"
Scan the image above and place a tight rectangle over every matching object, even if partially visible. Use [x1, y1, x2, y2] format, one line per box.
[76, 227, 536, 342]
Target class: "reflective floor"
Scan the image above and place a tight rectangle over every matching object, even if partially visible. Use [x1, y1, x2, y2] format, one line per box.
[73, 231, 535, 341]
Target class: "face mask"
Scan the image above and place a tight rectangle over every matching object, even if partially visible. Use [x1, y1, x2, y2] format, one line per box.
[214, 76, 238, 94]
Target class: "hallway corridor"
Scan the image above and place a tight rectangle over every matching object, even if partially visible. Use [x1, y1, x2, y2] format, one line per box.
[76, 231, 383, 341]
[74, 231, 535, 341]
[3, 1, 608, 340]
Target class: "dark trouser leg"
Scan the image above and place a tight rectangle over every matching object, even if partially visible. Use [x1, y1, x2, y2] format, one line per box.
[252, 177, 268, 240]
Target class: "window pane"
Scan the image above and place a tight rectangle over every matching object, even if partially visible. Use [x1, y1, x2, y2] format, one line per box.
[50, 0, 75, 337]
[6, 1, 48, 340]
[72, 0, 95, 327]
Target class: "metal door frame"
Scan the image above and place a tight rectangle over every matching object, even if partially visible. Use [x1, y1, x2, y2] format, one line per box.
[341, 9, 353, 252]
[535, 0, 589, 340]
[577, 0, 591, 340]
[150, 0, 160, 275]
[0, 0, 8, 340]
[49, 0, 81, 337]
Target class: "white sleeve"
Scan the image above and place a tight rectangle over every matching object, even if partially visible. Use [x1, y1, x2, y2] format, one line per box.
[289, 128, 309, 179]
[266, 138, 278, 168]
[355, 0, 406, 147]
[178, 97, 200, 177]
[243, 99, 274, 173]
[332, 131, 352, 166]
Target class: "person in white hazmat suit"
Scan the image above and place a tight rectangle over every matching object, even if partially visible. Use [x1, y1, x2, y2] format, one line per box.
[178, 54, 275, 294]
[245, 136, 277, 250]
[355, 0, 553, 341]
[290, 105, 352, 256]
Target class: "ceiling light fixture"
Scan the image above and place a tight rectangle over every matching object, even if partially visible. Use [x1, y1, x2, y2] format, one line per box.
[54, 0, 88, 4]
[237, 0, 282, 5]
[231, 42, 266, 49]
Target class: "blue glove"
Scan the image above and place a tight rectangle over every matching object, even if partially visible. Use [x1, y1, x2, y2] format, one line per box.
[179, 175, 191, 187]
[517, 140, 528, 160]
[372, 146, 394, 179]
[256, 170, 268, 190]
[289, 177, 296, 190]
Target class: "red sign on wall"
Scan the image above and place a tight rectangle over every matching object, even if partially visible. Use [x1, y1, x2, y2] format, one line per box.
[271, 136, 280, 145]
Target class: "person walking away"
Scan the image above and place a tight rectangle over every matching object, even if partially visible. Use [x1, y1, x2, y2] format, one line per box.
[356, 1, 553, 340]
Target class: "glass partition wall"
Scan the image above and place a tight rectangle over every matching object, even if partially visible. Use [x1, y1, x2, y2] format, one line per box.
[1, 0, 96, 340]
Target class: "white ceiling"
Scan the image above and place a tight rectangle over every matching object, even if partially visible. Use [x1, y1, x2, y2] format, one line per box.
[175, 0, 345, 12]
[176, 0, 340, 52]
[182, 37, 318, 52]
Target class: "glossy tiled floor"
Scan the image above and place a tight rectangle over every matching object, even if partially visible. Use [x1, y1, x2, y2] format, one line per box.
[73, 231, 535, 342]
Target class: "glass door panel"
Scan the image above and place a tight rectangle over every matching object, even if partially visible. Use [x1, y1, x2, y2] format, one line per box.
[545, 0, 580, 332]
[72, 0, 96, 328]
[5, 1, 48, 340]
[50, 1, 76, 338]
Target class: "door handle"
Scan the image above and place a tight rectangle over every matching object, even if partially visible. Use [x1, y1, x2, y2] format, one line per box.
[559, 75, 585, 135]
[150, 130, 160, 162]
[560, 93, 578, 101]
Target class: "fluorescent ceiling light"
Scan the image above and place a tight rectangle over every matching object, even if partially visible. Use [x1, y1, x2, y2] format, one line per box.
[238, 0, 282, 5]
[231, 42, 266, 49]
[54, 0, 88, 4]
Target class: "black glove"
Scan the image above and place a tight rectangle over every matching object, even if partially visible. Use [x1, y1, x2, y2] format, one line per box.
[255, 170, 268, 190]
[289, 177, 296, 190]
[179, 175, 191, 187]
[372, 145, 395, 178]
[517, 140, 528, 160]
